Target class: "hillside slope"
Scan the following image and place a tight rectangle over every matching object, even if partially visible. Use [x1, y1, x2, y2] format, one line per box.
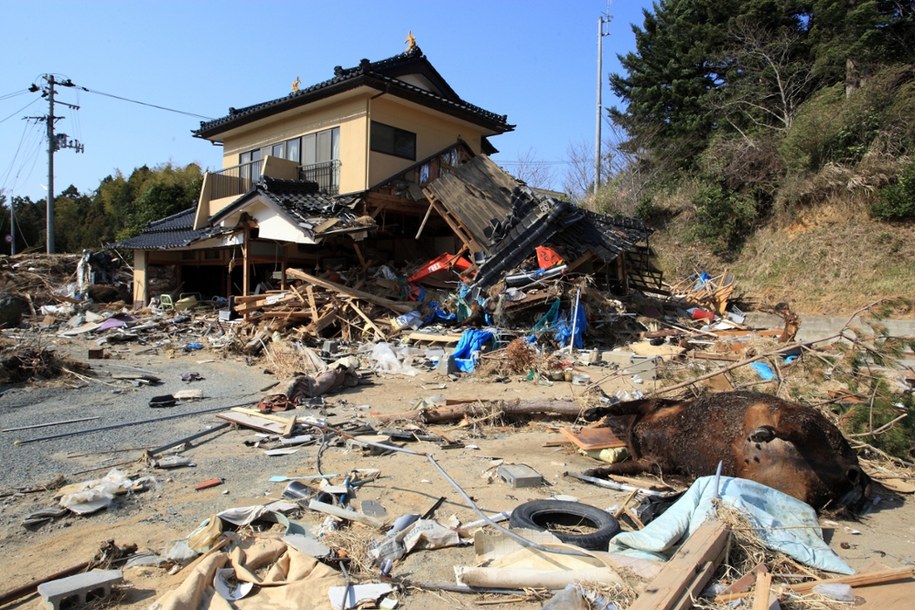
[648, 199, 915, 316]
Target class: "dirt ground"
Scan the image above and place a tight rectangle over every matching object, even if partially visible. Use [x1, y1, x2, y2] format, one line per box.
[1, 332, 913, 610]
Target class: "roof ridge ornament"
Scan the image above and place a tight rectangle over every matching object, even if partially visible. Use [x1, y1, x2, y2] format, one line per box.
[291, 76, 300, 93]
[405, 31, 416, 52]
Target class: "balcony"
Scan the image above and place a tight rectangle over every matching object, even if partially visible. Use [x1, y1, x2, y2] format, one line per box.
[205, 159, 340, 201]
[299, 160, 340, 195]
[196, 158, 341, 229]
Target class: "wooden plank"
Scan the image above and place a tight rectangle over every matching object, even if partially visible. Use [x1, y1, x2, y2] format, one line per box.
[559, 426, 627, 450]
[858, 578, 915, 607]
[346, 300, 386, 341]
[415, 201, 435, 239]
[352, 241, 368, 272]
[629, 520, 730, 610]
[303, 285, 319, 320]
[715, 563, 765, 600]
[406, 331, 464, 344]
[789, 567, 915, 594]
[216, 411, 287, 434]
[752, 571, 772, 610]
[286, 268, 412, 314]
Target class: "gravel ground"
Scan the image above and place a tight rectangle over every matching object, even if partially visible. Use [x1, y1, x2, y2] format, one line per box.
[0, 337, 273, 492]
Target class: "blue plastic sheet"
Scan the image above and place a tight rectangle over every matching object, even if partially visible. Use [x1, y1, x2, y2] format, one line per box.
[750, 362, 778, 381]
[608, 476, 853, 574]
[451, 329, 494, 373]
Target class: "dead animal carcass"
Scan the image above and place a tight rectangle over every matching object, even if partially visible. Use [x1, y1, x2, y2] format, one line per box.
[584, 391, 871, 511]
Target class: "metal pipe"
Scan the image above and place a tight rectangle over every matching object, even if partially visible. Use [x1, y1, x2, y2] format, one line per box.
[14, 401, 253, 445]
[147, 422, 231, 455]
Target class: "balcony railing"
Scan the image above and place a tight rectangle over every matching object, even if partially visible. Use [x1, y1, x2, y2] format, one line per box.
[300, 160, 340, 195]
[207, 159, 340, 200]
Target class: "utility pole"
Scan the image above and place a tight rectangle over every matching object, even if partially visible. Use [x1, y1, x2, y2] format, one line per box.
[9, 196, 15, 256]
[595, 13, 611, 197]
[27, 74, 83, 254]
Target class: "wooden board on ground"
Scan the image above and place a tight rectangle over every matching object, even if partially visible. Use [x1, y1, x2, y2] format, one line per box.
[406, 331, 464, 344]
[559, 426, 627, 450]
[629, 520, 730, 610]
[857, 577, 915, 606]
[216, 410, 288, 435]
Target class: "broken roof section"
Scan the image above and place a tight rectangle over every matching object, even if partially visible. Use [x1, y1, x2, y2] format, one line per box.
[211, 177, 374, 244]
[422, 156, 653, 288]
[113, 178, 374, 250]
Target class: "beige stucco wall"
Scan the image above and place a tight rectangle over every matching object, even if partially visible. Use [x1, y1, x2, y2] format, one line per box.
[367, 96, 486, 186]
[220, 96, 370, 194]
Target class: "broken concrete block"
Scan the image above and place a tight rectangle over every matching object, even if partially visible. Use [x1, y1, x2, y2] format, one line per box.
[601, 350, 634, 367]
[497, 464, 543, 488]
[37, 569, 123, 610]
[629, 355, 659, 381]
[436, 355, 458, 375]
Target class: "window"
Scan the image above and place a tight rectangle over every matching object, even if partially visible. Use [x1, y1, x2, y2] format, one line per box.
[302, 127, 339, 166]
[239, 148, 262, 182]
[286, 138, 300, 163]
[371, 121, 416, 160]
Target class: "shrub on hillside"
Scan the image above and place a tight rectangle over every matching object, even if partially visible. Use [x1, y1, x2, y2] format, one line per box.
[872, 158, 915, 221]
[692, 181, 759, 257]
[780, 66, 915, 174]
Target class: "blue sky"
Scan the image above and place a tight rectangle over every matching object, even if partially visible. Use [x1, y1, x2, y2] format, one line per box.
[1, 0, 653, 203]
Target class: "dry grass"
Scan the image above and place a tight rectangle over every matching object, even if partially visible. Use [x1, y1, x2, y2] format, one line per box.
[321, 523, 381, 578]
[264, 340, 327, 380]
[650, 194, 915, 316]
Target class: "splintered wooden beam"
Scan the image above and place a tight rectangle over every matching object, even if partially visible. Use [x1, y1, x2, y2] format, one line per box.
[286, 268, 412, 314]
[346, 300, 386, 341]
[303, 285, 319, 320]
[629, 520, 730, 610]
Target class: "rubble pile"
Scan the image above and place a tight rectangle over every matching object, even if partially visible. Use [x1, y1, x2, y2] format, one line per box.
[1, 251, 914, 610]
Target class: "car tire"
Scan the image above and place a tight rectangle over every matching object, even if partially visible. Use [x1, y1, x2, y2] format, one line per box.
[509, 499, 620, 551]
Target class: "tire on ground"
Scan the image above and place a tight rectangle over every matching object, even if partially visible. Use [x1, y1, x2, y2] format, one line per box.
[508, 499, 620, 551]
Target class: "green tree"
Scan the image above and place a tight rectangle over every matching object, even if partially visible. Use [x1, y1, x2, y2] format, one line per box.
[808, 0, 915, 89]
[9, 196, 45, 252]
[610, 0, 812, 173]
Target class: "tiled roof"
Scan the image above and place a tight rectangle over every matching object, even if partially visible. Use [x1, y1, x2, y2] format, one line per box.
[194, 46, 513, 140]
[107, 208, 232, 250]
[214, 178, 373, 235]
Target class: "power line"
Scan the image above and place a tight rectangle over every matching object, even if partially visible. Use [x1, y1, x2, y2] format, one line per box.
[0, 89, 29, 102]
[0, 97, 40, 125]
[80, 86, 214, 120]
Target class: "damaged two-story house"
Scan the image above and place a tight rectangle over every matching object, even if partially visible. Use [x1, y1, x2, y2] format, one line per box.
[116, 42, 657, 309]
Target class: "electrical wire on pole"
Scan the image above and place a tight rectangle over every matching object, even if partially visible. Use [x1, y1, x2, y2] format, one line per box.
[26, 74, 83, 254]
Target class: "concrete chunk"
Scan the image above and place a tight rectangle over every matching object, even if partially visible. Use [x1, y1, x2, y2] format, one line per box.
[37, 569, 123, 610]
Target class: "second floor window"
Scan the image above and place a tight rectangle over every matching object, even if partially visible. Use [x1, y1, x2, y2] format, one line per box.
[302, 127, 339, 166]
[371, 121, 416, 160]
[239, 148, 262, 183]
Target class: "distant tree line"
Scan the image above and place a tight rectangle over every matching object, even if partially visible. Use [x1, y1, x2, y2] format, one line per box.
[0, 163, 202, 254]
[591, 0, 915, 254]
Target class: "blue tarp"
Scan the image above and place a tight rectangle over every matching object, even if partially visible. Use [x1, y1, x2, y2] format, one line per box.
[608, 476, 853, 574]
[451, 329, 495, 373]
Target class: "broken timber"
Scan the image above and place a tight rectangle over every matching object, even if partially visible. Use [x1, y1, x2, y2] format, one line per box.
[372, 399, 588, 424]
[286, 268, 412, 314]
[629, 520, 730, 610]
